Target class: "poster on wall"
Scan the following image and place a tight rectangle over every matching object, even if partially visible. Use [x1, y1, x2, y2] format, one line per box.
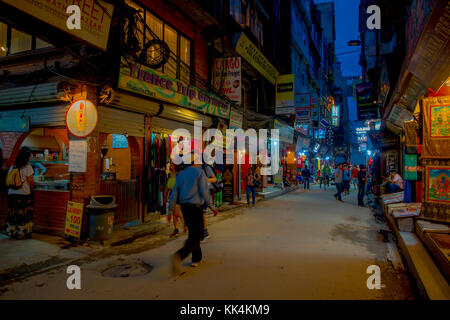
[426, 166, 450, 204]
[69, 140, 88, 173]
[214, 57, 242, 105]
[430, 105, 450, 138]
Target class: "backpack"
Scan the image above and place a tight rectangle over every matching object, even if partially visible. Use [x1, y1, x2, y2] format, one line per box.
[6, 166, 23, 190]
[202, 164, 223, 194]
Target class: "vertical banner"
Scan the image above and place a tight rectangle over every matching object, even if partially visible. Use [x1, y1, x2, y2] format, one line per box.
[214, 57, 242, 105]
[295, 93, 311, 120]
[310, 94, 319, 121]
[276, 74, 295, 115]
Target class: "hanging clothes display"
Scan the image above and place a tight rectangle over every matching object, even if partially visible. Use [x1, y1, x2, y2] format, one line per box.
[147, 132, 169, 214]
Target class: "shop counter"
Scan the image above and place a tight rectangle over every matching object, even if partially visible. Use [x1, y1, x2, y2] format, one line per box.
[33, 190, 70, 235]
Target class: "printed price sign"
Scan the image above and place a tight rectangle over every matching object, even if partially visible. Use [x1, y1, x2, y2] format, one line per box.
[65, 201, 84, 238]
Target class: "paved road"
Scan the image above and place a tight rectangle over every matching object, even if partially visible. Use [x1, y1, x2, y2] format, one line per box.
[0, 185, 415, 299]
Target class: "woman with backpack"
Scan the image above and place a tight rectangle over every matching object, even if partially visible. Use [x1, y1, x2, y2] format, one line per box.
[245, 165, 261, 207]
[6, 148, 34, 239]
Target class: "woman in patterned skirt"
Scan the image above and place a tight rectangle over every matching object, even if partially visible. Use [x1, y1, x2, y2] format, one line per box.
[7, 148, 34, 239]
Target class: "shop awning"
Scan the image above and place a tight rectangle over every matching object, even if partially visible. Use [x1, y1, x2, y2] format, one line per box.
[0, 82, 65, 108]
[0, 105, 68, 127]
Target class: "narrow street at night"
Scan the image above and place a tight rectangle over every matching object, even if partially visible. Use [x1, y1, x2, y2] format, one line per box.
[0, 186, 415, 300]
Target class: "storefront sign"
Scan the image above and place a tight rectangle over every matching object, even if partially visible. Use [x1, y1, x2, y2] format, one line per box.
[274, 119, 294, 144]
[229, 109, 243, 129]
[296, 108, 311, 119]
[294, 122, 309, 136]
[234, 33, 279, 84]
[0, 116, 29, 132]
[276, 74, 295, 115]
[69, 140, 87, 173]
[426, 166, 450, 204]
[65, 201, 84, 238]
[66, 99, 98, 138]
[119, 58, 231, 119]
[430, 105, 450, 138]
[2, 0, 114, 51]
[214, 57, 242, 105]
[356, 82, 378, 120]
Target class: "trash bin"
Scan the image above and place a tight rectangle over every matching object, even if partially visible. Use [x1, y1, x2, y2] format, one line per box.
[87, 195, 117, 241]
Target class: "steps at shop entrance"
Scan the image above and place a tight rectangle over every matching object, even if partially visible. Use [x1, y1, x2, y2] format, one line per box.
[258, 185, 298, 200]
[397, 231, 450, 300]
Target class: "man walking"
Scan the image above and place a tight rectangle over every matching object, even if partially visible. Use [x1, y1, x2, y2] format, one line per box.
[302, 165, 311, 190]
[334, 164, 344, 203]
[358, 164, 367, 207]
[169, 156, 210, 275]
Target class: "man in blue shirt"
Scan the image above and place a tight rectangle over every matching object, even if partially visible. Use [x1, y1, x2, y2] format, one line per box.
[169, 158, 209, 275]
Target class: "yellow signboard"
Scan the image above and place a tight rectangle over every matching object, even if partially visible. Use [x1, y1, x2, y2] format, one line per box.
[276, 74, 295, 115]
[118, 58, 231, 119]
[2, 0, 114, 51]
[65, 201, 84, 238]
[234, 33, 279, 84]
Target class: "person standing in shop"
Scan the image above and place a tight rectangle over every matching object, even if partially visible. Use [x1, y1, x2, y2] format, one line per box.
[6, 148, 34, 239]
[169, 154, 210, 275]
[301, 165, 311, 190]
[358, 164, 367, 207]
[334, 164, 344, 203]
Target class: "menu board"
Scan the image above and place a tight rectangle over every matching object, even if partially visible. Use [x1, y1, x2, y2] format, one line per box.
[69, 140, 87, 173]
[222, 165, 234, 203]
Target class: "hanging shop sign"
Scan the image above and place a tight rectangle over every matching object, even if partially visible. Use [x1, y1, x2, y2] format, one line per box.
[387, 105, 414, 128]
[2, 0, 114, 51]
[320, 119, 329, 127]
[66, 99, 98, 138]
[0, 116, 29, 132]
[426, 166, 450, 205]
[118, 58, 231, 119]
[213, 57, 242, 105]
[356, 82, 378, 120]
[274, 119, 294, 144]
[233, 33, 279, 84]
[331, 105, 340, 126]
[275, 74, 295, 115]
[229, 108, 243, 129]
[310, 94, 319, 121]
[65, 201, 84, 238]
[68, 140, 87, 173]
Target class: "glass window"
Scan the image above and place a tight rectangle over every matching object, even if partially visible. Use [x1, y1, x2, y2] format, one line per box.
[10, 28, 32, 54]
[145, 12, 164, 72]
[180, 35, 191, 84]
[0, 22, 7, 56]
[36, 38, 51, 49]
[164, 24, 178, 79]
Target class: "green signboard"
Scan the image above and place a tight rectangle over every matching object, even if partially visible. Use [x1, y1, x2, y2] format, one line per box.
[118, 58, 231, 119]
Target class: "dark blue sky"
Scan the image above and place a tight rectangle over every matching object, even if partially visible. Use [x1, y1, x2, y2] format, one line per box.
[315, 0, 361, 77]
